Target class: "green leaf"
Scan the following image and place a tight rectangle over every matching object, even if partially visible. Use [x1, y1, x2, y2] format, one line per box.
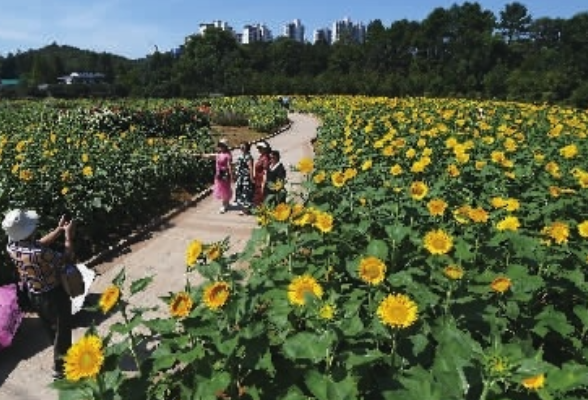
[532, 306, 574, 337]
[410, 333, 429, 358]
[454, 238, 475, 261]
[143, 318, 177, 334]
[304, 370, 359, 400]
[366, 239, 389, 259]
[339, 315, 364, 336]
[546, 363, 588, 392]
[280, 387, 307, 400]
[341, 348, 385, 368]
[130, 276, 153, 295]
[385, 223, 410, 243]
[282, 332, 333, 362]
[153, 354, 177, 371]
[573, 305, 588, 327]
[193, 372, 231, 399]
[92, 196, 103, 208]
[112, 267, 126, 287]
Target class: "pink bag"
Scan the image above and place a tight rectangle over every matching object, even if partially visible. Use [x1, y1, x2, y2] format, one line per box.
[0, 283, 22, 350]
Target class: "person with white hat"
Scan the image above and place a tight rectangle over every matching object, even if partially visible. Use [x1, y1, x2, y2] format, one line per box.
[1, 209, 76, 380]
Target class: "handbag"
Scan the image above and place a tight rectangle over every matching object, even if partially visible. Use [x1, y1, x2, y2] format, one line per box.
[0, 283, 22, 350]
[61, 264, 85, 298]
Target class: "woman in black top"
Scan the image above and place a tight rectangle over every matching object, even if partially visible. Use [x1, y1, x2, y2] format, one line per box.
[263, 150, 287, 205]
[234, 142, 254, 214]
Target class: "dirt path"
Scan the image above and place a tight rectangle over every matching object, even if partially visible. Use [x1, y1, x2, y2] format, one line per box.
[0, 113, 319, 400]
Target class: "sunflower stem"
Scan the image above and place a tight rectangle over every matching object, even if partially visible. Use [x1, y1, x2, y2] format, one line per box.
[390, 329, 399, 373]
[121, 307, 143, 377]
[479, 378, 494, 400]
[96, 373, 107, 399]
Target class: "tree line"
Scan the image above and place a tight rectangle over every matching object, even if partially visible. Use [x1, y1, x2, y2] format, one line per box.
[1, 2, 587, 108]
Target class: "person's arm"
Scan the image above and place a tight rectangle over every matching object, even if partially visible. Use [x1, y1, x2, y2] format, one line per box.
[62, 220, 76, 263]
[39, 214, 67, 245]
[248, 158, 254, 181]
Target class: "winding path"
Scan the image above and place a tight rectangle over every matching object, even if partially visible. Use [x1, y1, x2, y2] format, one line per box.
[0, 113, 319, 400]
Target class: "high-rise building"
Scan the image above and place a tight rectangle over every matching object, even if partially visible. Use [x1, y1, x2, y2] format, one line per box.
[313, 28, 332, 44]
[242, 24, 273, 44]
[283, 19, 305, 43]
[332, 17, 366, 44]
[198, 20, 236, 37]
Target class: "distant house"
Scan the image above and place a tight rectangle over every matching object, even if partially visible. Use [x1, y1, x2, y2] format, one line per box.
[57, 72, 106, 85]
[0, 78, 20, 87]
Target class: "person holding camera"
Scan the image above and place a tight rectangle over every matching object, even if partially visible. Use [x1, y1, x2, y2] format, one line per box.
[1, 209, 76, 380]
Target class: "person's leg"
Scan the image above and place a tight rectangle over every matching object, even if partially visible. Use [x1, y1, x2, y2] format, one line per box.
[29, 287, 72, 378]
[53, 287, 72, 377]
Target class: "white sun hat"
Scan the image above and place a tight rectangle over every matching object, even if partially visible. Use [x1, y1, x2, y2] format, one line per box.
[2, 209, 40, 241]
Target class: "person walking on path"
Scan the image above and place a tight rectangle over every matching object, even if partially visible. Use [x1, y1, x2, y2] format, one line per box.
[201, 139, 233, 214]
[233, 142, 254, 215]
[253, 141, 271, 207]
[264, 150, 287, 205]
[1, 209, 76, 381]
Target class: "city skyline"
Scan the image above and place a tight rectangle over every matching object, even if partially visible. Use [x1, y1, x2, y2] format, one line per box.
[0, 0, 586, 59]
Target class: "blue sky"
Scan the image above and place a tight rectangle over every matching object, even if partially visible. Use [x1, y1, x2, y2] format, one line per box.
[0, 0, 586, 60]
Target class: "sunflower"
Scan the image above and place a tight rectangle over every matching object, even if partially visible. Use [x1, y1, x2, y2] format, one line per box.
[522, 374, 545, 390]
[269, 179, 284, 192]
[64, 335, 104, 382]
[272, 203, 291, 221]
[443, 265, 464, 280]
[496, 216, 520, 232]
[292, 209, 316, 227]
[490, 197, 507, 209]
[447, 164, 460, 177]
[491, 276, 511, 293]
[578, 221, 588, 238]
[542, 221, 569, 244]
[423, 229, 453, 255]
[99, 285, 120, 314]
[468, 207, 489, 223]
[82, 165, 93, 177]
[319, 304, 335, 320]
[287, 275, 323, 306]
[297, 157, 314, 174]
[186, 239, 203, 268]
[313, 211, 334, 233]
[504, 198, 520, 212]
[389, 164, 403, 176]
[358, 256, 387, 285]
[206, 243, 222, 261]
[410, 181, 428, 200]
[343, 168, 358, 180]
[560, 144, 578, 159]
[203, 281, 230, 310]
[361, 159, 372, 171]
[331, 171, 346, 188]
[170, 291, 193, 318]
[313, 170, 326, 184]
[427, 199, 448, 216]
[377, 293, 418, 329]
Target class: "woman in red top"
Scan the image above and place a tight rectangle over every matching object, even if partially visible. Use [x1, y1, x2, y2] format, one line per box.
[253, 141, 271, 207]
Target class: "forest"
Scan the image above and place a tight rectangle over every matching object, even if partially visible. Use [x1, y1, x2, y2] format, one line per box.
[1, 2, 587, 107]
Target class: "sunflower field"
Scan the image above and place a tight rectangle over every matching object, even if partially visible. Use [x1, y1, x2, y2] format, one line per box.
[59, 96, 588, 400]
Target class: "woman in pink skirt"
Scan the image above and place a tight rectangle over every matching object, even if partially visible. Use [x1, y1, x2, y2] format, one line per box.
[202, 140, 233, 213]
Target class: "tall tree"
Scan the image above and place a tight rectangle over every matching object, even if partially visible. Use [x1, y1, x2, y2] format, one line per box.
[498, 2, 532, 43]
